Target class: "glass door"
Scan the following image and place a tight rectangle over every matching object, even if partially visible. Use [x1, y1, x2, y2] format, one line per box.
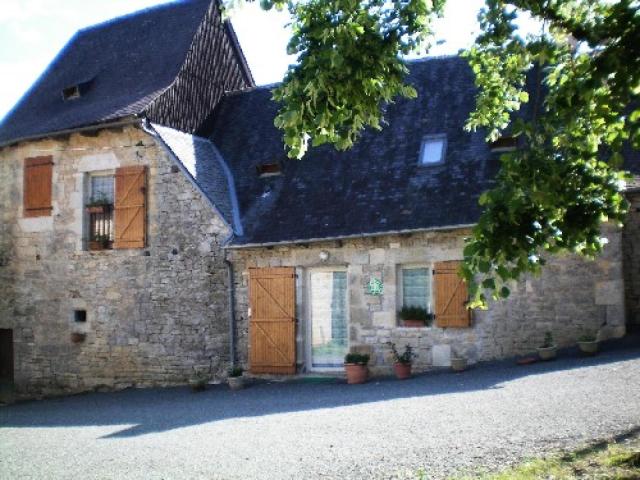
[309, 270, 348, 369]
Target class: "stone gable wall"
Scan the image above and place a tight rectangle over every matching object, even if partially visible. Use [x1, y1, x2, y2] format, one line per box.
[0, 125, 231, 397]
[229, 226, 625, 375]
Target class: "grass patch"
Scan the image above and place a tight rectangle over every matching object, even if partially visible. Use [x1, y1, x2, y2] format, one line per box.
[450, 431, 640, 479]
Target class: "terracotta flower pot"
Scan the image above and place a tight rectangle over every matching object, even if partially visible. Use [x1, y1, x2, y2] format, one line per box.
[394, 362, 412, 380]
[578, 341, 599, 356]
[537, 345, 557, 361]
[344, 363, 368, 384]
[403, 319, 425, 328]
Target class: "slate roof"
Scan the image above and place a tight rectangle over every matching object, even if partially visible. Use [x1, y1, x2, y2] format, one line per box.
[0, 0, 213, 145]
[151, 123, 241, 233]
[206, 56, 500, 246]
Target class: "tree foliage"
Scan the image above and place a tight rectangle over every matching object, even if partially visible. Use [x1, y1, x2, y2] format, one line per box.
[236, 0, 640, 307]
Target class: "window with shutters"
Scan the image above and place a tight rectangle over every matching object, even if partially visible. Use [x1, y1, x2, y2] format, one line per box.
[23, 156, 53, 218]
[399, 266, 433, 312]
[86, 174, 115, 251]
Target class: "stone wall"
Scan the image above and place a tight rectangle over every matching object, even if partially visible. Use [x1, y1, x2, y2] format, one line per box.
[228, 226, 625, 375]
[0, 125, 232, 397]
[623, 191, 640, 327]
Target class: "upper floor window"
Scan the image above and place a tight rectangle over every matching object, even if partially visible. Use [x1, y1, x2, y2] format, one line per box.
[419, 135, 447, 165]
[23, 156, 53, 218]
[86, 175, 115, 251]
[490, 136, 518, 153]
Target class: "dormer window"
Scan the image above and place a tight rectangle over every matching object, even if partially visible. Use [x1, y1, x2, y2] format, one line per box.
[490, 136, 518, 153]
[62, 78, 94, 101]
[419, 135, 447, 165]
[62, 85, 81, 101]
[257, 163, 282, 177]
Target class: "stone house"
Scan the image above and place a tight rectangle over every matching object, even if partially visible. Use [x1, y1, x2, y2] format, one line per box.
[0, 0, 638, 396]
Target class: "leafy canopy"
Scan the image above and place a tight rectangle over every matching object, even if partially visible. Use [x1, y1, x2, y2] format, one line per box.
[228, 0, 639, 307]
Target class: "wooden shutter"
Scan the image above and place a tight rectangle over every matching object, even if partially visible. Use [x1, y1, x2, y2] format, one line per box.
[23, 156, 53, 218]
[434, 261, 471, 328]
[114, 166, 146, 249]
[249, 267, 296, 374]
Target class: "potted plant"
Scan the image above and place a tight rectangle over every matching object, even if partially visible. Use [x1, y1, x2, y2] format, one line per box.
[537, 331, 557, 361]
[578, 332, 599, 355]
[85, 194, 111, 214]
[398, 306, 433, 328]
[387, 342, 414, 379]
[89, 234, 111, 251]
[70, 332, 86, 343]
[189, 372, 209, 392]
[227, 366, 244, 390]
[344, 352, 370, 384]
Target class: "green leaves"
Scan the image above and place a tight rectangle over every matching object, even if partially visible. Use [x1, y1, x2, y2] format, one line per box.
[270, 0, 445, 158]
[460, 0, 639, 307]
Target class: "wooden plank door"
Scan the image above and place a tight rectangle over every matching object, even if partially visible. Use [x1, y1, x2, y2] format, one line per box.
[0, 329, 14, 383]
[249, 267, 296, 374]
[434, 261, 471, 328]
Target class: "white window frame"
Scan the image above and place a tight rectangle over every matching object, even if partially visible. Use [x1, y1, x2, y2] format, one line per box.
[418, 134, 447, 166]
[397, 263, 434, 315]
[305, 266, 350, 372]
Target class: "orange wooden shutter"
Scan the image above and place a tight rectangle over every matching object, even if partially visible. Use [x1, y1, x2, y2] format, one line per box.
[114, 166, 146, 249]
[23, 156, 53, 218]
[249, 267, 296, 374]
[434, 261, 471, 328]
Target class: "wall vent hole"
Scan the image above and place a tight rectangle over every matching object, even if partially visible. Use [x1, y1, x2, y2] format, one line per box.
[74, 310, 87, 323]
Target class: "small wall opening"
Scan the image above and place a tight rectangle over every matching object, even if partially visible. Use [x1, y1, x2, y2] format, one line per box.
[74, 310, 87, 323]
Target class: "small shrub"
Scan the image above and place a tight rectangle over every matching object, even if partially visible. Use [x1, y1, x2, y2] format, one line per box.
[228, 366, 243, 377]
[579, 332, 597, 342]
[387, 342, 415, 365]
[541, 331, 555, 348]
[344, 352, 370, 365]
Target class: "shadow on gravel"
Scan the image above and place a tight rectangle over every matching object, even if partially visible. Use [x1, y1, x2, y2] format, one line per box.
[1, 335, 639, 439]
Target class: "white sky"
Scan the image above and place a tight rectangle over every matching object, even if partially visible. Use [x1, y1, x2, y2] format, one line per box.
[0, 0, 540, 120]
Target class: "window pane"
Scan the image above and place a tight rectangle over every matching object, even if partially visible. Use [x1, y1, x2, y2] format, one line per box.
[90, 176, 114, 203]
[311, 271, 348, 368]
[402, 268, 429, 310]
[420, 138, 445, 164]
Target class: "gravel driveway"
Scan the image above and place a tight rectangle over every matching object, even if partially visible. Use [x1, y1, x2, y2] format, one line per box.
[2, 340, 639, 480]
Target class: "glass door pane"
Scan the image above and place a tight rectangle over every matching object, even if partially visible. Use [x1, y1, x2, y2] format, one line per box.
[310, 271, 348, 369]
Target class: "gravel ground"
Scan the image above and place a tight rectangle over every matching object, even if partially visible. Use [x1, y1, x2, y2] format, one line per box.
[1, 342, 639, 480]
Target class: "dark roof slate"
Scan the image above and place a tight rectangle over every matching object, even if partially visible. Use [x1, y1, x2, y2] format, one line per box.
[0, 0, 212, 145]
[152, 123, 240, 233]
[207, 56, 498, 246]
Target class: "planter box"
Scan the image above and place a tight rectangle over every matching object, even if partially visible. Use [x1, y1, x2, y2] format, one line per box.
[86, 205, 108, 214]
[403, 319, 426, 328]
[88, 241, 112, 251]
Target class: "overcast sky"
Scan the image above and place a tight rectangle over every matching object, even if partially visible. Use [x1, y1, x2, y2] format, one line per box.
[0, 0, 538, 121]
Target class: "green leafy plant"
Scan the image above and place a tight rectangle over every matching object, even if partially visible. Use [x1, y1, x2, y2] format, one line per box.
[228, 366, 244, 377]
[344, 352, 370, 365]
[387, 342, 414, 365]
[86, 193, 111, 207]
[397, 306, 433, 324]
[579, 332, 597, 343]
[540, 331, 555, 349]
